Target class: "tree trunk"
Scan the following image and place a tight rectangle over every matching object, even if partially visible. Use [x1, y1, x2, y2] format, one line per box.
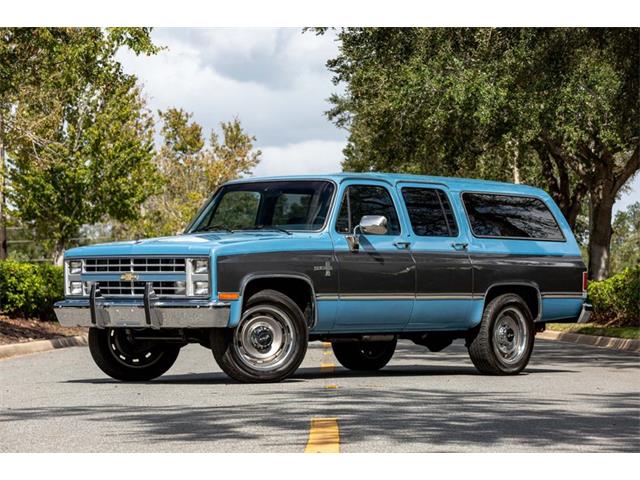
[0, 109, 7, 260]
[588, 191, 615, 281]
[52, 239, 66, 266]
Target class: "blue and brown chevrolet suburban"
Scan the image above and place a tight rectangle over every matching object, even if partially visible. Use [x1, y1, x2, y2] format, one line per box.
[55, 173, 591, 382]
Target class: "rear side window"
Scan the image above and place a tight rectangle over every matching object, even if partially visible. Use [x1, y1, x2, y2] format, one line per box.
[401, 187, 459, 237]
[462, 193, 564, 241]
[335, 185, 401, 235]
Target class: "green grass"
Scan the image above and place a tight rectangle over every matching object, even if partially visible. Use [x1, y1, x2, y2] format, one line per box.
[546, 323, 640, 340]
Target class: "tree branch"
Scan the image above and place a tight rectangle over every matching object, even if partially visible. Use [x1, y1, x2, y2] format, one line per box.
[613, 144, 640, 193]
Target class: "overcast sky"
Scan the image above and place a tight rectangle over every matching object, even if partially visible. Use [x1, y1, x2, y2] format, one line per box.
[117, 27, 638, 213]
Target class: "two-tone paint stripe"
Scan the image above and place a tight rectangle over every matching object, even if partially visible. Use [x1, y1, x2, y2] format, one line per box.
[541, 292, 585, 299]
[317, 292, 477, 301]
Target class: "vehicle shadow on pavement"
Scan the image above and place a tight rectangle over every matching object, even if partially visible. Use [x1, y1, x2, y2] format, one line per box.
[2, 388, 638, 452]
[3, 340, 638, 452]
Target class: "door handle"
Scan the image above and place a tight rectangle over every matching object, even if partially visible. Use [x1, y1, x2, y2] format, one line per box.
[451, 242, 469, 251]
[394, 241, 411, 250]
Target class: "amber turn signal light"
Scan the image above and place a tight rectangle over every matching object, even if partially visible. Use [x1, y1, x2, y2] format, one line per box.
[218, 292, 240, 301]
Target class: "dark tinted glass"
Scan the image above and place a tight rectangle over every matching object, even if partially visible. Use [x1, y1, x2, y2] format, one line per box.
[401, 187, 458, 237]
[463, 193, 564, 240]
[336, 185, 401, 235]
[190, 181, 335, 232]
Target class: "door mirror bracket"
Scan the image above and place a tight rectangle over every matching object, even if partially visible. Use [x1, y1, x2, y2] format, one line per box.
[346, 215, 388, 252]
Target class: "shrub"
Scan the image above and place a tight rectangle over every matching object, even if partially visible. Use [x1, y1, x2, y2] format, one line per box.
[588, 266, 640, 326]
[0, 260, 64, 320]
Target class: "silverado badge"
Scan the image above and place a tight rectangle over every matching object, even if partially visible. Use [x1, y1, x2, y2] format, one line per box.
[120, 272, 139, 282]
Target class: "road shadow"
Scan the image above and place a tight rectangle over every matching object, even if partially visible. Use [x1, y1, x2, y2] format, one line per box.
[2, 388, 638, 452]
[3, 339, 638, 452]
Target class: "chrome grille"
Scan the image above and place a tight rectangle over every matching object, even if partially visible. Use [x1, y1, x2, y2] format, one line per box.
[97, 281, 184, 297]
[84, 257, 186, 273]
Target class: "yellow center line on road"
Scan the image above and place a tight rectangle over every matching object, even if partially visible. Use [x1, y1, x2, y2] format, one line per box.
[302, 341, 341, 453]
[304, 418, 340, 453]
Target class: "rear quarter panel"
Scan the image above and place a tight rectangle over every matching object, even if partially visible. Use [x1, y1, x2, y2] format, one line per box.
[450, 184, 586, 324]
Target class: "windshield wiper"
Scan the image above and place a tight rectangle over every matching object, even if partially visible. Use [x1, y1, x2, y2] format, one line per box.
[254, 225, 292, 235]
[192, 224, 233, 233]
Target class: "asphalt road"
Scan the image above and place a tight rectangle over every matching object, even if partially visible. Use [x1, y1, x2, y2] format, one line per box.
[1, 338, 638, 452]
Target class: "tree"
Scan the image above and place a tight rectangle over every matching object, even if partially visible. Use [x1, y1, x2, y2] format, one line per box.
[0, 28, 160, 264]
[315, 28, 639, 280]
[609, 201, 640, 275]
[118, 108, 261, 238]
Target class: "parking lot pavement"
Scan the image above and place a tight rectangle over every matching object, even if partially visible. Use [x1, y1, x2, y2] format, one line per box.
[1, 338, 638, 452]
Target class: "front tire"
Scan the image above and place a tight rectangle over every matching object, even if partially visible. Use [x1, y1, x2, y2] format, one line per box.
[332, 337, 397, 371]
[467, 293, 534, 375]
[88, 328, 180, 381]
[210, 289, 308, 383]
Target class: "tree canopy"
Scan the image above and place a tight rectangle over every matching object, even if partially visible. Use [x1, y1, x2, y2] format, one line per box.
[316, 27, 639, 279]
[0, 28, 160, 263]
[117, 108, 261, 239]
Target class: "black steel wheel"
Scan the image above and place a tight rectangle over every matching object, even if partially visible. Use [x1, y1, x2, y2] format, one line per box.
[331, 337, 397, 371]
[88, 328, 180, 381]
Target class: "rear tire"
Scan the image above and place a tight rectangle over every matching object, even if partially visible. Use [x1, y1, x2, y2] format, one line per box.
[88, 328, 180, 381]
[467, 293, 534, 375]
[332, 337, 397, 371]
[210, 289, 308, 383]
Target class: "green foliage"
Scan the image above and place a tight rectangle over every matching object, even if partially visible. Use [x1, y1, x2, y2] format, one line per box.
[315, 27, 639, 279]
[610, 201, 640, 275]
[588, 266, 640, 326]
[0, 28, 161, 263]
[0, 261, 63, 319]
[117, 108, 261, 238]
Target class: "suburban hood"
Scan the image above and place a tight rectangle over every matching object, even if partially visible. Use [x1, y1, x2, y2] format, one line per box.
[64, 231, 292, 258]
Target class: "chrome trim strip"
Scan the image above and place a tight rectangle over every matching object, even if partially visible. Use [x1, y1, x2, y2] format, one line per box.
[416, 294, 474, 300]
[541, 292, 584, 299]
[339, 294, 415, 301]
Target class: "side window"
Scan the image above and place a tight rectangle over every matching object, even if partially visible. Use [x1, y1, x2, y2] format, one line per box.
[462, 193, 564, 241]
[335, 185, 401, 235]
[401, 187, 458, 237]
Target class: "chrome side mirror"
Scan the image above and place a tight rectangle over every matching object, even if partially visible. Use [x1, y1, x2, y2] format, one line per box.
[359, 215, 388, 235]
[346, 215, 388, 252]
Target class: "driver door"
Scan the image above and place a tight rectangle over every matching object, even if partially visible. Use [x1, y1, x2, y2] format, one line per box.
[330, 182, 415, 331]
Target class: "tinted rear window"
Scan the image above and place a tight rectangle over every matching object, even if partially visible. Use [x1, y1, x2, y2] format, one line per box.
[462, 193, 564, 241]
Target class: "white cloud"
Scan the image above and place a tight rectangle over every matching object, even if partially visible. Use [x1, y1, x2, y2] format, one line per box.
[252, 140, 346, 177]
[117, 28, 344, 148]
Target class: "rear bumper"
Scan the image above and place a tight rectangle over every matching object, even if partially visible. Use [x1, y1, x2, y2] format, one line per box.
[54, 297, 230, 329]
[576, 302, 593, 324]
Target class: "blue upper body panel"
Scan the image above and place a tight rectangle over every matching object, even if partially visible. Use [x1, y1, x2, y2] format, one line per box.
[64, 172, 581, 259]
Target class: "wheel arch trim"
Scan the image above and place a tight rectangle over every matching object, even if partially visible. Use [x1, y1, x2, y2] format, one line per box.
[227, 272, 318, 328]
[480, 281, 542, 322]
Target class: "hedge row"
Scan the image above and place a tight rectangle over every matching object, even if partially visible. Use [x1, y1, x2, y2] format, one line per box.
[588, 266, 640, 326]
[1, 259, 638, 325]
[0, 261, 64, 320]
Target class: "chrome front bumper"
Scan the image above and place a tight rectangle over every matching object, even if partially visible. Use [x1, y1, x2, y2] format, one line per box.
[55, 297, 230, 329]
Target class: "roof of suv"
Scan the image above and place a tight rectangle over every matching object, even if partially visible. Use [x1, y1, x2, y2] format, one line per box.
[226, 172, 550, 198]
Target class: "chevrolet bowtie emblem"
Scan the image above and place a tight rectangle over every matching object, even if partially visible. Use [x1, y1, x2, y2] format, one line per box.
[120, 272, 139, 282]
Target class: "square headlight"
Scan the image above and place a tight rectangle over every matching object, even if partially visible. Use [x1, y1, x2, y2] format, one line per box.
[69, 281, 83, 296]
[68, 260, 82, 274]
[192, 258, 209, 274]
[194, 281, 209, 296]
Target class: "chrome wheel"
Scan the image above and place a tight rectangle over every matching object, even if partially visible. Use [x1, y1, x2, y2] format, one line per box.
[492, 307, 528, 365]
[233, 305, 296, 371]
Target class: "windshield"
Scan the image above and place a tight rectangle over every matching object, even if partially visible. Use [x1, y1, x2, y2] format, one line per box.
[188, 180, 336, 233]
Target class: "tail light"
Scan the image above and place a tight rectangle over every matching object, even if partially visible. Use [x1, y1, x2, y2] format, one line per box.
[582, 271, 588, 292]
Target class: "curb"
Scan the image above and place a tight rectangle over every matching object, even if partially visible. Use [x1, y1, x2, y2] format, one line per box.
[538, 330, 640, 353]
[0, 334, 88, 360]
